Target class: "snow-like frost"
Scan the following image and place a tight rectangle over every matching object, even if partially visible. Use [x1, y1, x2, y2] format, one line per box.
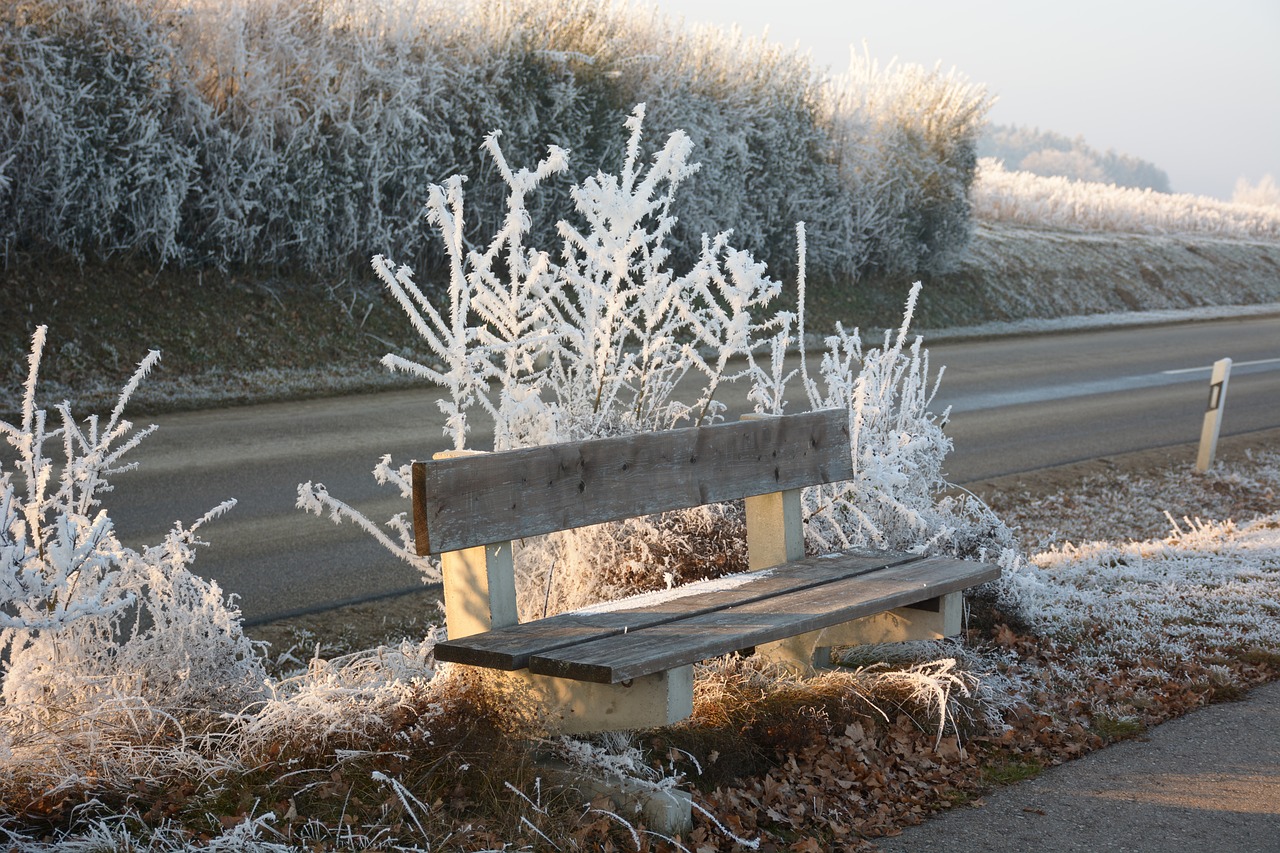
[996, 511, 1280, 679]
[573, 568, 774, 615]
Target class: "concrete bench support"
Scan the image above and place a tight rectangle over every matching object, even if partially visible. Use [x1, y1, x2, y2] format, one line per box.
[755, 591, 965, 671]
[436, 450, 693, 735]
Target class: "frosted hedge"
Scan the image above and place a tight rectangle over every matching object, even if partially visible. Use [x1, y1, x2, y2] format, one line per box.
[0, 0, 991, 280]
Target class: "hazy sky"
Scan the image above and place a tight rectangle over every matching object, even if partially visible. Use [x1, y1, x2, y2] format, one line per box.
[649, 0, 1279, 200]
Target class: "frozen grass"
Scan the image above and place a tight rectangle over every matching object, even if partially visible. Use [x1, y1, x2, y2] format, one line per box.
[1012, 513, 1280, 669]
[990, 450, 1280, 692]
[973, 159, 1280, 239]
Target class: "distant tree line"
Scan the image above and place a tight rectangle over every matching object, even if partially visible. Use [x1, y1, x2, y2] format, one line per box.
[978, 124, 1171, 193]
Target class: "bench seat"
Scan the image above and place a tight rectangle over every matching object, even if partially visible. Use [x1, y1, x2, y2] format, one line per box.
[435, 550, 999, 684]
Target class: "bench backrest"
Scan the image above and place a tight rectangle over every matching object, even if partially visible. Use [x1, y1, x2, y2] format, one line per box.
[412, 408, 852, 556]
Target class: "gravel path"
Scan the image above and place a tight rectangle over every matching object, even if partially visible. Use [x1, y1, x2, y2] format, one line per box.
[872, 680, 1280, 853]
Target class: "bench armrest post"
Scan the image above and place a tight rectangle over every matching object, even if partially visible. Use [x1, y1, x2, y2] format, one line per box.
[430, 449, 520, 640]
[739, 413, 808, 570]
[745, 488, 805, 570]
[441, 541, 518, 640]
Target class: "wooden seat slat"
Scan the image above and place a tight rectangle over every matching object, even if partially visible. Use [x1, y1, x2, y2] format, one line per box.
[413, 408, 852, 555]
[433, 550, 923, 670]
[527, 557, 1002, 684]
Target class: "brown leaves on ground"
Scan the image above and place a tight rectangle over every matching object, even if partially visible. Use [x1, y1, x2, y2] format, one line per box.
[676, 622, 1276, 852]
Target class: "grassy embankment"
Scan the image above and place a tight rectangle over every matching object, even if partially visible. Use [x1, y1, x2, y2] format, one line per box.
[6, 223, 1280, 418]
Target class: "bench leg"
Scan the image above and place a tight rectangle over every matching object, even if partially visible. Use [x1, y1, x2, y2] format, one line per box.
[828, 590, 965, 645]
[754, 633, 834, 672]
[501, 666, 695, 735]
[756, 592, 966, 674]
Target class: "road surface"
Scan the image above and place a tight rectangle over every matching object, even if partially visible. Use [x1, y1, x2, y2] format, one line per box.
[80, 315, 1280, 623]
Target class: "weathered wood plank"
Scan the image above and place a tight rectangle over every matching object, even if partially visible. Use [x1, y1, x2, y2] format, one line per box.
[413, 408, 852, 555]
[433, 550, 921, 669]
[527, 557, 1002, 683]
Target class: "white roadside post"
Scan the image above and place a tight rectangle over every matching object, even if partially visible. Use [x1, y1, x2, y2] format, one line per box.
[1195, 358, 1232, 473]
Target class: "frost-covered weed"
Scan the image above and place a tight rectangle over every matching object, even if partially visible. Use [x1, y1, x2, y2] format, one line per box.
[301, 105, 779, 614]
[973, 159, 1280, 239]
[1233, 174, 1280, 209]
[835, 640, 1024, 737]
[302, 108, 1009, 619]
[0, 327, 280, 846]
[790, 282, 1012, 557]
[0, 327, 266, 724]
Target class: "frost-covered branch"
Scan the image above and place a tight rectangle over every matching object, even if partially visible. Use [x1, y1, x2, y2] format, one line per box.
[1, 327, 265, 722]
[311, 109, 1010, 623]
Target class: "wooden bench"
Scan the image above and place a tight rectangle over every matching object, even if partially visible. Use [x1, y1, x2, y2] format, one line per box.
[413, 409, 999, 735]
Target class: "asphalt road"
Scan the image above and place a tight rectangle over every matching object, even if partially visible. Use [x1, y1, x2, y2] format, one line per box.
[932, 316, 1280, 481]
[90, 314, 1280, 624]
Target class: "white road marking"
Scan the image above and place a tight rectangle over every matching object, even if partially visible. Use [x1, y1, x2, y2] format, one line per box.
[1162, 357, 1280, 375]
[942, 357, 1279, 413]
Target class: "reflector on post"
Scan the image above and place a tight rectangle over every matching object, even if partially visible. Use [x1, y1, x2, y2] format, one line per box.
[1195, 358, 1232, 473]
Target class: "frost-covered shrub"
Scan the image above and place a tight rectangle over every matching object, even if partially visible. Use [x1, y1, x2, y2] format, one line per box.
[0, 0, 196, 262]
[781, 283, 1012, 557]
[0, 0, 990, 281]
[301, 109, 1010, 624]
[1233, 174, 1280, 209]
[821, 52, 990, 276]
[0, 327, 266, 724]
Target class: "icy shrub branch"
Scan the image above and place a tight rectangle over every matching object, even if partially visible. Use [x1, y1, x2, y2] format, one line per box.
[1, 327, 266, 724]
[304, 107, 1011, 622]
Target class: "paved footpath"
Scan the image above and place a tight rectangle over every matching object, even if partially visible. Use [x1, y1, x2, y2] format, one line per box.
[872, 680, 1280, 853]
